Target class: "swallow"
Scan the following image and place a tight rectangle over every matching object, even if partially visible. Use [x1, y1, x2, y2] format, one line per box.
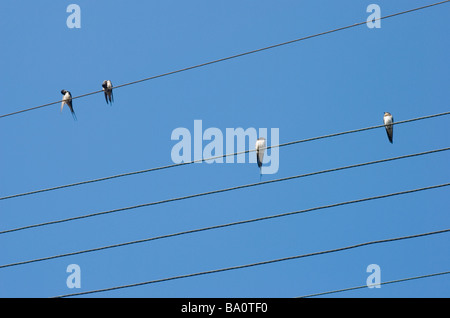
[383, 112, 393, 143]
[255, 137, 266, 179]
[61, 90, 77, 121]
[102, 80, 114, 105]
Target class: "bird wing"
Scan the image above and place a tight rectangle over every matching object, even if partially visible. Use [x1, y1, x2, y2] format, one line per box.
[389, 117, 394, 143]
[384, 116, 393, 143]
[256, 139, 266, 167]
[385, 126, 393, 143]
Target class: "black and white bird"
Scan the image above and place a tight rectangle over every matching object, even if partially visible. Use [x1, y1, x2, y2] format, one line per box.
[383, 112, 394, 143]
[255, 137, 266, 179]
[61, 90, 77, 121]
[102, 80, 114, 105]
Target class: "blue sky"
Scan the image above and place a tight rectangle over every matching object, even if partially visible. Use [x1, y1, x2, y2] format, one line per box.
[0, 0, 449, 298]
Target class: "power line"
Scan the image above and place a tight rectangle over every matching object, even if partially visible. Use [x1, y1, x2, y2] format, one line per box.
[1, 1, 448, 119]
[52, 228, 450, 297]
[1, 147, 448, 235]
[298, 270, 450, 298]
[1, 110, 449, 202]
[2, 182, 448, 269]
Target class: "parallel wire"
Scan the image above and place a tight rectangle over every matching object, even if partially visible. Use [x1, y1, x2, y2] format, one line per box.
[1, 1, 448, 119]
[298, 270, 450, 298]
[1, 147, 448, 235]
[1, 110, 449, 202]
[1, 182, 448, 270]
[52, 228, 450, 297]
[1, 1, 448, 299]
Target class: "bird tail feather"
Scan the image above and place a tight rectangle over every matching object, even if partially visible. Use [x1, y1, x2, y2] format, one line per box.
[71, 110, 77, 121]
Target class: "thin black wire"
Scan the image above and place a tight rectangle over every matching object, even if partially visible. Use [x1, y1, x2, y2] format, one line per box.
[1, 110, 449, 202]
[0, 1, 448, 119]
[1, 182, 448, 270]
[298, 270, 450, 298]
[52, 228, 450, 297]
[1, 147, 448, 235]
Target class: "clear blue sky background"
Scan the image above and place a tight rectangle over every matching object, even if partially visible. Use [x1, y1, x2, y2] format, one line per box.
[1, 0, 449, 298]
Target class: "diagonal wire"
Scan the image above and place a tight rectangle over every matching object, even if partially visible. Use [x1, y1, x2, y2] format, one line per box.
[0, 1, 448, 119]
[298, 270, 450, 298]
[52, 228, 450, 297]
[1, 182, 448, 270]
[1, 147, 448, 235]
[1, 110, 449, 202]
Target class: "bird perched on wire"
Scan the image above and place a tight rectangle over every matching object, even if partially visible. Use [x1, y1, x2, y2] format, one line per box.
[61, 90, 77, 121]
[102, 80, 114, 105]
[255, 137, 266, 180]
[383, 112, 394, 143]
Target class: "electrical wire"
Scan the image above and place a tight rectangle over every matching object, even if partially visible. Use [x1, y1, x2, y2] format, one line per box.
[0, 1, 448, 119]
[52, 228, 450, 297]
[1, 1, 448, 299]
[1, 182, 448, 269]
[298, 270, 450, 298]
[1, 110, 449, 202]
[1, 147, 448, 235]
